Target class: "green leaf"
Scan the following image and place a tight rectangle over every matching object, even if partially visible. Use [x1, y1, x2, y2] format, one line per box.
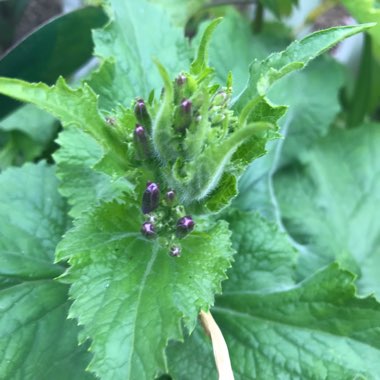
[224, 210, 297, 292]
[0, 6, 108, 119]
[148, 0, 208, 27]
[234, 23, 374, 113]
[0, 162, 93, 379]
[91, 0, 192, 109]
[261, 0, 298, 18]
[56, 201, 234, 380]
[54, 127, 133, 218]
[203, 9, 291, 96]
[275, 123, 380, 296]
[341, 0, 380, 59]
[235, 57, 344, 218]
[0, 104, 57, 145]
[0, 76, 129, 173]
[214, 264, 380, 379]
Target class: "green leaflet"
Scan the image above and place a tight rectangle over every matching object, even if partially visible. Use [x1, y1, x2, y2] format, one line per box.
[56, 201, 234, 380]
[91, 0, 192, 110]
[236, 56, 344, 218]
[275, 123, 380, 297]
[0, 162, 93, 379]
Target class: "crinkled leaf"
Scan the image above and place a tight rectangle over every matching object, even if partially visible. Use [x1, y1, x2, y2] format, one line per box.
[56, 201, 234, 380]
[214, 264, 380, 379]
[224, 210, 297, 292]
[234, 23, 374, 114]
[91, 0, 192, 110]
[275, 123, 380, 297]
[236, 57, 344, 218]
[0, 162, 93, 379]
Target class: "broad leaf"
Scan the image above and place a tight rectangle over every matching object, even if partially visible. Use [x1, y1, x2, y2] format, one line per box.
[214, 264, 380, 379]
[275, 123, 380, 296]
[91, 0, 192, 110]
[56, 201, 234, 380]
[0, 162, 93, 379]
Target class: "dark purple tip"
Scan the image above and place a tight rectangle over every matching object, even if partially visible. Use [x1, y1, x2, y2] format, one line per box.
[141, 222, 156, 239]
[142, 182, 160, 214]
[181, 99, 192, 114]
[134, 98, 146, 117]
[176, 215, 195, 238]
[134, 124, 145, 136]
[166, 190, 176, 203]
[176, 74, 187, 86]
[169, 246, 181, 257]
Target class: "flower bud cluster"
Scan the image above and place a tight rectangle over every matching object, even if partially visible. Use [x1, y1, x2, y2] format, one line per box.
[139, 181, 195, 257]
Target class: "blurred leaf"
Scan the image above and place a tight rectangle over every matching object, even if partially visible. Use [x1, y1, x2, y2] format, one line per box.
[261, 0, 298, 18]
[0, 6, 108, 119]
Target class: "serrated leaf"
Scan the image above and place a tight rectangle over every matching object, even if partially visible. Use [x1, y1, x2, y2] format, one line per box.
[275, 123, 380, 297]
[234, 23, 374, 113]
[0, 162, 93, 379]
[91, 0, 192, 109]
[236, 57, 344, 218]
[56, 201, 234, 380]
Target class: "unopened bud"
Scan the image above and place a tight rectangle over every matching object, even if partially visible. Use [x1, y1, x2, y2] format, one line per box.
[134, 124, 152, 159]
[166, 190, 176, 204]
[176, 74, 187, 86]
[141, 222, 156, 239]
[169, 245, 181, 257]
[174, 99, 192, 132]
[176, 215, 195, 238]
[134, 98, 151, 131]
[212, 91, 228, 106]
[142, 182, 160, 214]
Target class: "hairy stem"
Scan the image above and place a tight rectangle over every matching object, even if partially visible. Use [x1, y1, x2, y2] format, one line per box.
[199, 310, 234, 380]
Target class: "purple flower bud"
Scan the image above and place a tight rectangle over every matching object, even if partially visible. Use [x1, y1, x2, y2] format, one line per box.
[176, 74, 187, 86]
[134, 98, 151, 130]
[169, 245, 181, 257]
[166, 189, 176, 203]
[142, 182, 160, 214]
[141, 222, 156, 239]
[181, 99, 192, 114]
[176, 215, 195, 238]
[134, 124, 151, 159]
